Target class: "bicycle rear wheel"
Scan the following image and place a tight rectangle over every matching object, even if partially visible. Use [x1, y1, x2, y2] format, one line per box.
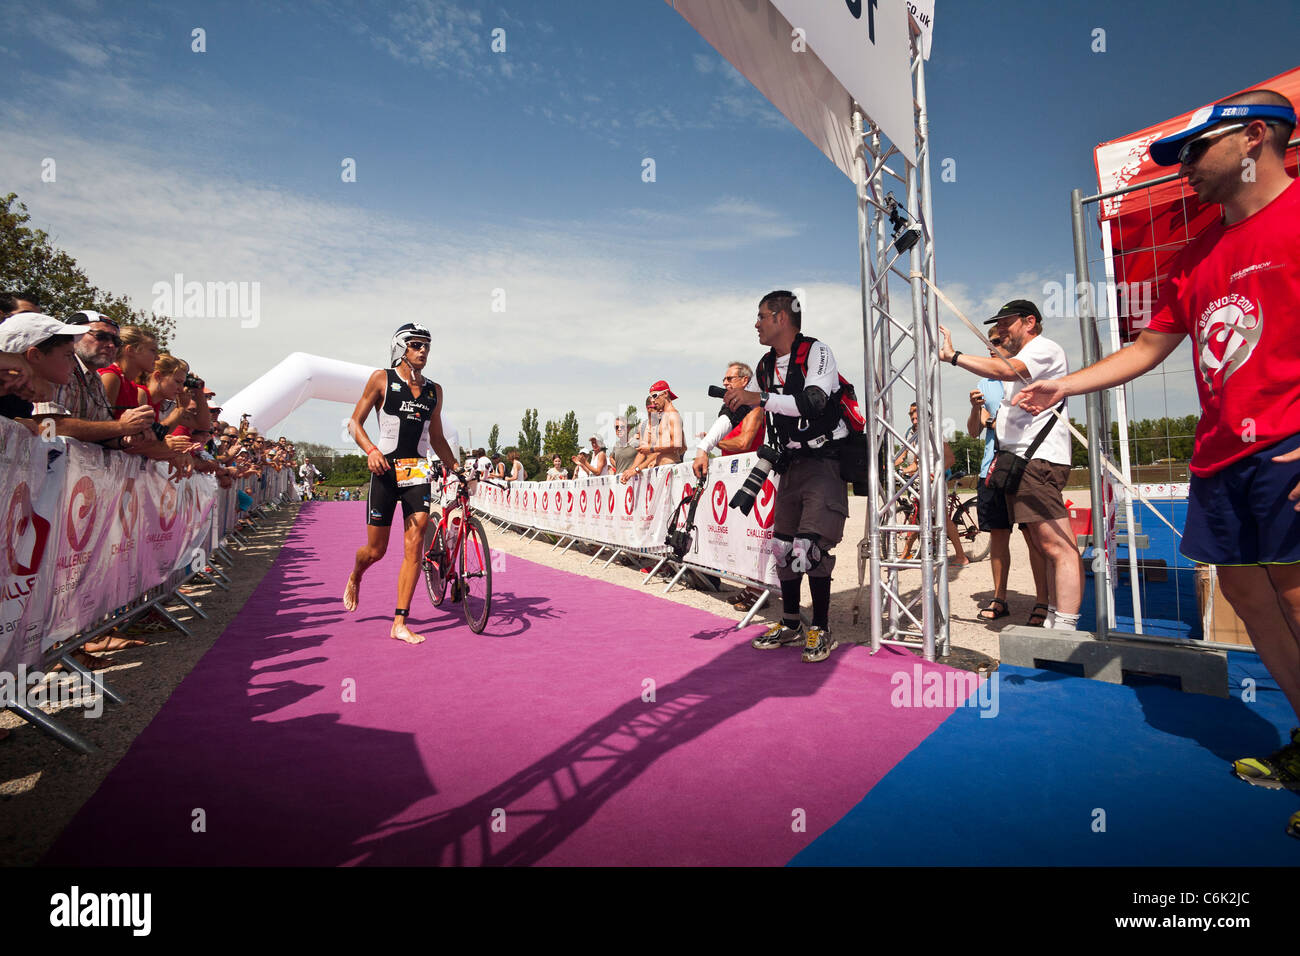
[459, 516, 492, 633]
[955, 498, 990, 562]
[423, 512, 448, 607]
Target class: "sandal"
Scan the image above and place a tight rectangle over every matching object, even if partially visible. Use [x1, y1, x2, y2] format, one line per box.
[1027, 603, 1050, 627]
[978, 598, 1009, 621]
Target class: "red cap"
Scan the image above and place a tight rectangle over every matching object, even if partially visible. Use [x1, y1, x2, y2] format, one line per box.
[649, 380, 677, 400]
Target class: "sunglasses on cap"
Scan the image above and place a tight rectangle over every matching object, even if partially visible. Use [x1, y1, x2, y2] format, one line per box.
[67, 313, 121, 331]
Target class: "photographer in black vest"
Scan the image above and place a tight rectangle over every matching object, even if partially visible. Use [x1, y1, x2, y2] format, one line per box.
[724, 291, 852, 663]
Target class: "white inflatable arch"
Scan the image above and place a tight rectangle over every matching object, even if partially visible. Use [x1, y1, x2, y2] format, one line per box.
[220, 352, 461, 457]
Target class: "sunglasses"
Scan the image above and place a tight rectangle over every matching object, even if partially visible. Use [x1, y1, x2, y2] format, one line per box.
[1177, 122, 1246, 166]
[406, 340, 431, 352]
[88, 331, 122, 346]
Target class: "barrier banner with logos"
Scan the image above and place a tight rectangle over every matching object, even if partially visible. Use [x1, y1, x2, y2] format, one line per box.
[46, 442, 131, 645]
[472, 454, 784, 587]
[1, 418, 64, 675]
[0, 419, 280, 674]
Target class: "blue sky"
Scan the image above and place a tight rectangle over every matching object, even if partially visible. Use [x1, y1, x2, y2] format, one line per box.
[2, 0, 1296, 452]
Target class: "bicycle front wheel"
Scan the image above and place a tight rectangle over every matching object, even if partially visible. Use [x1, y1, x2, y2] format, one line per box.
[423, 512, 447, 607]
[459, 516, 493, 633]
[956, 498, 990, 562]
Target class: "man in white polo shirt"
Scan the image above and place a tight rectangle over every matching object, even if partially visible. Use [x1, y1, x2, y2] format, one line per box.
[940, 299, 1083, 631]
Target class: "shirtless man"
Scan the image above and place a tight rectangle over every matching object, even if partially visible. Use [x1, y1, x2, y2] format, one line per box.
[343, 323, 461, 644]
[620, 380, 686, 482]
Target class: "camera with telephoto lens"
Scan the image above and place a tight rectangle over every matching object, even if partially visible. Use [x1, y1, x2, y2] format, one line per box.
[730, 445, 783, 516]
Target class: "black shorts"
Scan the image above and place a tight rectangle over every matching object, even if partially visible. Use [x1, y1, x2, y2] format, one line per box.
[976, 477, 1012, 531]
[367, 470, 431, 527]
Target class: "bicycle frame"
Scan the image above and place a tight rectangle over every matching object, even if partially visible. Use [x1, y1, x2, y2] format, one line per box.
[424, 474, 500, 600]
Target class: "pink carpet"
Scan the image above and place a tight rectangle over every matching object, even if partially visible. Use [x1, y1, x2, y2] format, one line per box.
[44, 502, 970, 866]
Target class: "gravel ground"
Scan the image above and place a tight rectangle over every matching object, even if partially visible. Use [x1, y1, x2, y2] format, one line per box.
[0, 505, 298, 867]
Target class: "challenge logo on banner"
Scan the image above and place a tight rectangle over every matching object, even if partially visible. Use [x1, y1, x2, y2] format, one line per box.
[137, 464, 189, 591]
[1, 424, 65, 672]
[46, 444, 130, 644]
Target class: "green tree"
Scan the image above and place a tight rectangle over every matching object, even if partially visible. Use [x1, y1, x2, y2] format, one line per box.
[542, 410, 581, 466]
[948, 431, 984, 477]
[518, 409, 541, 457]
[1, 192, 176, 347]
[487, 424, 500, 456]
[624, 403, 639, 437]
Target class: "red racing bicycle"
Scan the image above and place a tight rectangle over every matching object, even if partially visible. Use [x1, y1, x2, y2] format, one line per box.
[422, 472, 504, 633]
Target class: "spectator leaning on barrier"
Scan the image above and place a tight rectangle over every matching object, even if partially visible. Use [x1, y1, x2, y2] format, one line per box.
[0, 313, 84, 425]
[728, 290, 851, 664]
[695, 361, 768, 608]
[692, 361, 766, 480]
[19, 310, 146, 448]
[573, 434, 609, 477]
[504, 449, 524, 483]
[939, 299, 1083, 632]
[1015, 90, 1300, 807]
[608, 416, 638, 475]
[620, 381, 685, 482]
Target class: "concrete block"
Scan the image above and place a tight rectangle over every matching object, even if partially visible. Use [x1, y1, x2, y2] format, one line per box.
[999, 626, 1228, 698]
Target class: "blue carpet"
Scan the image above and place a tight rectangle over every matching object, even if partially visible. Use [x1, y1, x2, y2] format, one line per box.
[793, 652, 1299, 865]
[1081, 499, 1200, 639]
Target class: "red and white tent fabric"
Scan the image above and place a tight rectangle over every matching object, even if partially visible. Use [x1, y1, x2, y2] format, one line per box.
[1093, 67, 1300, 341]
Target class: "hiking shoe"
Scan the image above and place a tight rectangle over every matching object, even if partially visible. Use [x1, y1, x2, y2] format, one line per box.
[801, 627, 836, 663]
[752, 622, 803, 650]
[1232, 728, 1300, 791]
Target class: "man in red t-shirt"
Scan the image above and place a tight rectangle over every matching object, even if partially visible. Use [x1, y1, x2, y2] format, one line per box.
[1016, 90, 1300, 816]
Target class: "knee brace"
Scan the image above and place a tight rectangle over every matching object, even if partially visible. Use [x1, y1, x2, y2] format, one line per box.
[808, 549, 836, 578]
[790, 534, 823, 574]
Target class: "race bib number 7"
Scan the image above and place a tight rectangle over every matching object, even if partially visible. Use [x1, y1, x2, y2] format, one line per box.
[394, 457, 433, 488]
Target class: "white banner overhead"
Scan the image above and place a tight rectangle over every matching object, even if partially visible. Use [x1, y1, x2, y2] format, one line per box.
[666, 0, 916, 171]
[907, 0, 935, 60]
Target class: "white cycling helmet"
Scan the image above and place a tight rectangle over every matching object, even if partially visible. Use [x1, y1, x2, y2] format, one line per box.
[390, 322, 432, 367]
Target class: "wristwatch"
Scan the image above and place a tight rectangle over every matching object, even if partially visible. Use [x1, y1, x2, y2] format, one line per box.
[950, 351, 962, 366]
[759, 390, 769, 407]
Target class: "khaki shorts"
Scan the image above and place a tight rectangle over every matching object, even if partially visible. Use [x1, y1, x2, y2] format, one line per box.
[774, 455, 849, 545]
[1006, 459, 1071, 524]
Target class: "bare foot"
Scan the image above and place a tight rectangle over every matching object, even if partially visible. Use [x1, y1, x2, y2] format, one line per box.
[343, 573, 360, 612]
[390, 621, 426, 645]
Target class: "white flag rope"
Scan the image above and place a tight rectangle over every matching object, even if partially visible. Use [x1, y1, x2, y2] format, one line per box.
[912, 270, 1183, 540]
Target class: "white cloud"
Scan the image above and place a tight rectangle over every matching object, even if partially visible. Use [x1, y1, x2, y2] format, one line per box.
[0, 126, 826, 450]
